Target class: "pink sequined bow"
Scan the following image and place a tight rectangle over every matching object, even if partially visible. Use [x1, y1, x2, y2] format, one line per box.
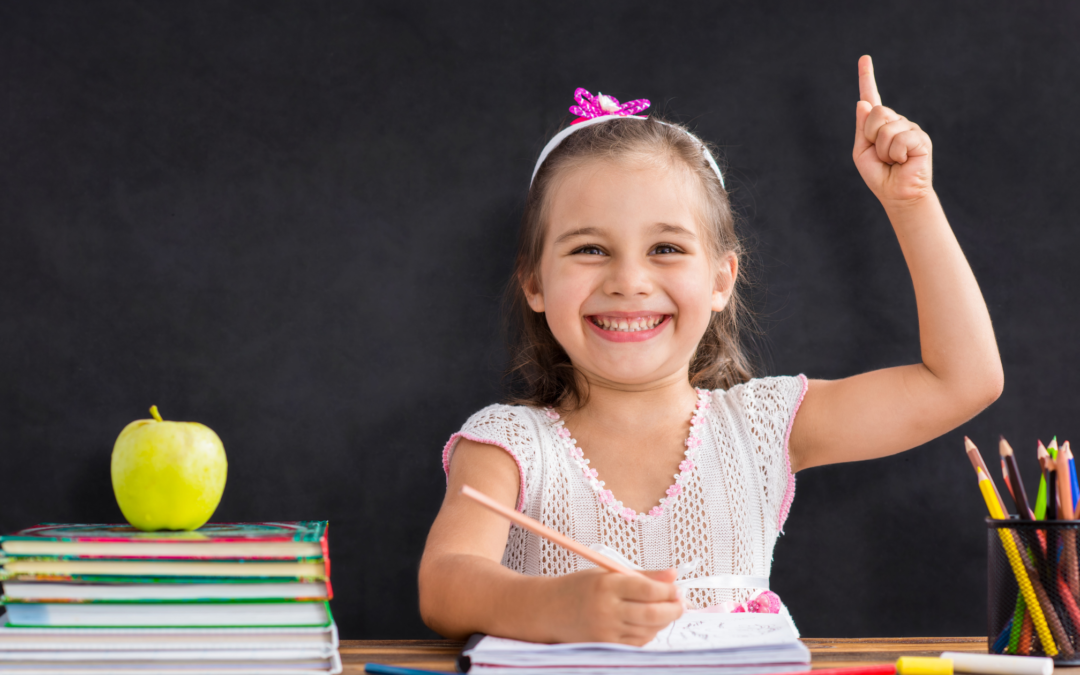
[569, 88, 650, 125]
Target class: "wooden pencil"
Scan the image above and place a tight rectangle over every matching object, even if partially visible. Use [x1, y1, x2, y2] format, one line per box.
[967, 437, 1006, 515]
[1036, 441, 1051, 520]
[1001, 437, 1034, 520]
[1057, 446, 1073, 520]
[1067, 441, 1079, 513]
[1063, 442, 1080, 602]
[460, 484, 647, 578]
[975, 467, 1062, 656]
[1045, 461, 1058, 521]
[1019, 607, 1034, 654]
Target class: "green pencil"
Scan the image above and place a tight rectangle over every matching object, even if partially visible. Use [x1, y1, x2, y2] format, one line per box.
[1036, 440, 1050, 520]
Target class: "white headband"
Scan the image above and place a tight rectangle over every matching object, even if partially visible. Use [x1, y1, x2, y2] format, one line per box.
[529, 114, 726, 190]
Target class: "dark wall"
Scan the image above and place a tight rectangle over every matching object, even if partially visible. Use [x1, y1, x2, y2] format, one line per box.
[2, 0, 1078, 639]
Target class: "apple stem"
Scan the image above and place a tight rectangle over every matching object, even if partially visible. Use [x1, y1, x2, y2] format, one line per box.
[149, 405, 163, 422]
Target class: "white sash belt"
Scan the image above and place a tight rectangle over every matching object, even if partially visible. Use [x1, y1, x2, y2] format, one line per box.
[674, 575, 770, 590]
[589, 544, 769, 590]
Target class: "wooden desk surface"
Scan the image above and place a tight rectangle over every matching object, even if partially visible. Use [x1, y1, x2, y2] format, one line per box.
[339, 637, 991, 673]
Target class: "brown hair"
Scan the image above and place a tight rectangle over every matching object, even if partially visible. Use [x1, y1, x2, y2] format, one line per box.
[505, 116, 755, 410]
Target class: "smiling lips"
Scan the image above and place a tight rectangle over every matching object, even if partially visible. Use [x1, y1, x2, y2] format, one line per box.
[586, 314, 671, 342]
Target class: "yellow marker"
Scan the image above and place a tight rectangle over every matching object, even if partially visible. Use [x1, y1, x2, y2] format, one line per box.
[898, 654, 1055, 675]
[897, 657, 953, 675]
[977, 468, 1058, 656]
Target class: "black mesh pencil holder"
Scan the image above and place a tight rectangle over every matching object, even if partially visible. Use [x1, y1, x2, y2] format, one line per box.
[987, 518, 1080, 664]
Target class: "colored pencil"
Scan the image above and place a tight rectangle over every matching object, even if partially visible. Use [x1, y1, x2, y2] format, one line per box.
[966, 438, 1005, 514]
[1035, 441, 1050, 520]
[1018, 607, 1034, 655]
[1057, 445, 1073, 520]
[1000, 437, 1034, 520]
[365, 665, 455, 675]
[1006, 593, 1025, 654]
[772, 667, 894, 675]
[974, 466, 1060, 656]
[460, 484, 646, 578]
[1042, 455, 1057, 521]
[1063, 441, 1080, 601]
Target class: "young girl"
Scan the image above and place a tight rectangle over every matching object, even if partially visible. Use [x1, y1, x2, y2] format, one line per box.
[418, 56, 1003, 645]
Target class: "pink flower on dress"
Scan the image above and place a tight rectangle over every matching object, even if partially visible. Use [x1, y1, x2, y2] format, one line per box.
[746, 591, 782, 614]
[620, 507, 637, 522]
[679, 459, 696, 473]
[648, 506, 664, 517]
[599, 489, 615, 504]
[569, 88, 650, 124]
[545, 409, 560, 420]
[666, 483, 683, 497]
[571, 446, 584, 458]
[584, 467, 599, 479]
[685, 436, 702, 449]
[696, 400, 710, 410]
[558, 428, 571, 438]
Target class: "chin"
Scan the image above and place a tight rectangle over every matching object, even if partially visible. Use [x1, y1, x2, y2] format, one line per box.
[587, 358, 679, 387]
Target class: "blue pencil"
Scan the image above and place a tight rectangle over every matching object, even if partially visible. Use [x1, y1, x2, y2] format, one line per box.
[365, 664, 456, 675]
[1069, 449, 1079, 512]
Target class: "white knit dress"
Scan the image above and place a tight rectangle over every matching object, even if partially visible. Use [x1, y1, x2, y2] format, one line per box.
[442, 375, 808, 612]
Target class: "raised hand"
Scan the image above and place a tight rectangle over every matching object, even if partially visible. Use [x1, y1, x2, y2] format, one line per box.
[853, 55, 933, 205]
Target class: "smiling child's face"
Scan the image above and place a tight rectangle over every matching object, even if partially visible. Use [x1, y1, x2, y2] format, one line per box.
[525, 157, 736, 390]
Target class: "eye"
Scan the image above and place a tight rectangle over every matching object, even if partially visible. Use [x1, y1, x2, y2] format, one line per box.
[571, 244, 606, 256]
[651, 243, 682, 255]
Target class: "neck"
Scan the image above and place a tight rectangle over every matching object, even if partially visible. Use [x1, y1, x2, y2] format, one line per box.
[561, 366, 699, 432]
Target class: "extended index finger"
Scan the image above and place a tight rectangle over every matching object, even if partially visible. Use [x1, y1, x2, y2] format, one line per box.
[858, 55, 882, 107]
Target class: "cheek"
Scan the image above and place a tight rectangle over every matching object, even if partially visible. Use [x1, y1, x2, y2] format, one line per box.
[670, 269, 717, 320]
[538, 262, 593, 325]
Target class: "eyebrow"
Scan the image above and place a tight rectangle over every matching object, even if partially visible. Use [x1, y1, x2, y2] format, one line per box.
[553, 227, 603, 245]
[651, 222, 697, 239]
[553, 222, 697, 245]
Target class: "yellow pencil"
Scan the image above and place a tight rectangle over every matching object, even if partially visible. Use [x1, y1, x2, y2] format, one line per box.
[976, 467, 1059, 656]
[966, 437, 1006, 514]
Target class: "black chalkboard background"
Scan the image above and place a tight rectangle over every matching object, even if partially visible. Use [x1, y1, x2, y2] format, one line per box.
[2, 1, 1078, 639]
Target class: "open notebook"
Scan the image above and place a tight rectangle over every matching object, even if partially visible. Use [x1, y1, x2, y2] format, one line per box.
[459, 612, 810, 674]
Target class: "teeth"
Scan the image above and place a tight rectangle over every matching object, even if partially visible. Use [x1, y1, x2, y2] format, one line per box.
[592, 316, 665, 332]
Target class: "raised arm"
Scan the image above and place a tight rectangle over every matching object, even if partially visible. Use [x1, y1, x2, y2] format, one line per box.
[788, 55, 1003, 473]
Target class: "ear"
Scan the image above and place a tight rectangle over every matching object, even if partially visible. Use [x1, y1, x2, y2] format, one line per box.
[711, 251, 738, 313]
[522, 273, 546, 313]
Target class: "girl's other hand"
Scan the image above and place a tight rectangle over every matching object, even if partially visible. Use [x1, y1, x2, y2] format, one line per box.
[853, 55, 933, 205]
[547, 566, 683, 646]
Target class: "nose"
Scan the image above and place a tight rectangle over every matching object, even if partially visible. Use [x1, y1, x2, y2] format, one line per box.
[602, 255, 653, 298]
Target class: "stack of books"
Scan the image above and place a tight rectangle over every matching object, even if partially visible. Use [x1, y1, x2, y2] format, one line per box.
[0, 521, 341, 674]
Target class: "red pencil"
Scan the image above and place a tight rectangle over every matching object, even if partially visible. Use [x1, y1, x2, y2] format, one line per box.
[774, 666, 894, 675]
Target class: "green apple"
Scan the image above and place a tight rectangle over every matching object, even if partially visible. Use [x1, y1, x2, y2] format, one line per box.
[111, 406, 228, 531]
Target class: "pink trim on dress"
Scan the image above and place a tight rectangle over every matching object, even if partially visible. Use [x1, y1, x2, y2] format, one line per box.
[777, 374, 809, 533]
[442, 432, 527, 512]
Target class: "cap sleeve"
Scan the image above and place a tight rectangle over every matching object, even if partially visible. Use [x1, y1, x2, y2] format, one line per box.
[723, 374, 808, 532]
[442, 404, 541, 512]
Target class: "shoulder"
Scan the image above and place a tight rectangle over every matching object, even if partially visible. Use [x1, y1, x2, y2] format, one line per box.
[442, 404, 549, 512]
[442, 404, 547, 475]
[709, 374, 809, 428]
[706, 375, 808, 532]
[453, 403, 548, 447]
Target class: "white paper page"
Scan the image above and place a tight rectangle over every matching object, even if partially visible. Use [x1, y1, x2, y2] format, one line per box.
[472, 612, 799, 655]
[644, 613, 796, 651]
